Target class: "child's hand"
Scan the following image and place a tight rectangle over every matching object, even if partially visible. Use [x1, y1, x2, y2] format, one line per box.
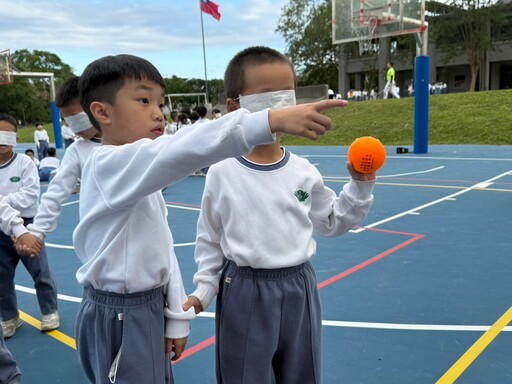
[346, 161, 376, 181]
[268, 99, 348, 140]
[165, 336, 188, 361]
[182, 296, 204, 314]
[15, 233, 42, 257]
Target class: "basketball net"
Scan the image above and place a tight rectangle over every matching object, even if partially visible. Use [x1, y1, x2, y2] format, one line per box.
[350, 16, 379, 55]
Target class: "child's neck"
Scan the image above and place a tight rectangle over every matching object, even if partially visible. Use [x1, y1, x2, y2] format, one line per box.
[0, 151, 14, 165]
[244, 141, 283, 164]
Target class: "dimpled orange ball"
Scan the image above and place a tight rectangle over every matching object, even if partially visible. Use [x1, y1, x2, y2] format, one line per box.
[347, 136, 386, 174]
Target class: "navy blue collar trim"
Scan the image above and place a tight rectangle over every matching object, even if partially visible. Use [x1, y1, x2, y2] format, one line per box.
[236, 148, 290, 171]
[0, 152, 17, 169]
[90, 137, 102, 144]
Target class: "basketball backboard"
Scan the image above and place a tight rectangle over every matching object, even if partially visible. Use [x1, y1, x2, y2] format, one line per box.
[0, 49, 13, 85]
[332, 0, 426, 45]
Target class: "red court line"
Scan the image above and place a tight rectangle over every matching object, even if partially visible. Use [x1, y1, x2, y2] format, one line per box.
[176, 228, 425, 363]
[173, 336, 216, 364]
[317, 232, 424, 289]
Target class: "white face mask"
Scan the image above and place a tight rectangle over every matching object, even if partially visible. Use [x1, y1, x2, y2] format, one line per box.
[64, 112, 93, 134]
[238, 90, 296, 113]
[0, 131, 17, 146]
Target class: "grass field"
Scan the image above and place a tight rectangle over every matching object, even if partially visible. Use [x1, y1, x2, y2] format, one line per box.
[17, 89, 512, 146]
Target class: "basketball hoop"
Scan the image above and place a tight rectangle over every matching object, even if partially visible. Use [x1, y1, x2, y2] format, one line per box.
[350, 16, 379, 55]
[0, 50, 14, 86]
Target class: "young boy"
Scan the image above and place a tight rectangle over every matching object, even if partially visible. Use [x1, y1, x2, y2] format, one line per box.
[34, 122, 50, 160]
[183, 46, 376, 383]
[24, 76, 102, 242]
[0, 113, 59, 339]
[72, 53, 344, 384]
[38, 147, 60, 181]
[25, 148, 40, 168]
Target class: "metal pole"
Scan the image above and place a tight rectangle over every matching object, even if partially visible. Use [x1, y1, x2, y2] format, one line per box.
[200, 1, 209, 104]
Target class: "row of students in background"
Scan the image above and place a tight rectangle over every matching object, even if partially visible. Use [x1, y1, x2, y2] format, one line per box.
[9, 48, 376, 384]
[164, 106, 223, 135]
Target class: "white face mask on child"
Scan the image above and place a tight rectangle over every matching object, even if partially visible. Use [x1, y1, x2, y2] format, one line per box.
[238, 90, 296, 113]
[64, 112, 93, 134]
[0, 131, 17, 146]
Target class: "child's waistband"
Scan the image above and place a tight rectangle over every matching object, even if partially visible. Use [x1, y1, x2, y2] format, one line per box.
[83, 285, 164, 308]
[226, 260, 313, 280]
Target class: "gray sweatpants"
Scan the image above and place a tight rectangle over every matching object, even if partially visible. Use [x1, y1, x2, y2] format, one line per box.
[0, 315, 21, 384]
[215, 260, 322, 384]
[75, 286, 172, 384]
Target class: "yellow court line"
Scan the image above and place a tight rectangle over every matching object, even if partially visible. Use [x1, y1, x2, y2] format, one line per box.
[19, 310, 76, 350]
[436, 306, 512, 384]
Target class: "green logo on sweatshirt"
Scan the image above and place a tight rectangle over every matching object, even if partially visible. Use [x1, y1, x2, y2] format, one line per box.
[10, 176, 21, 183]
[294, 189, 309, 202]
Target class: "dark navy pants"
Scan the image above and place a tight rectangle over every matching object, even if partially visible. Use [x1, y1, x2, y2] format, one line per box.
[216, 260, 322, 384]
[76, 286, 172, 384]
[0, 315, 21, 384]
[0, 218, 58, 321]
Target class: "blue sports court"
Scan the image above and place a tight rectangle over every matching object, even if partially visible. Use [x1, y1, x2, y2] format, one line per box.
[6, 144, 512, 384]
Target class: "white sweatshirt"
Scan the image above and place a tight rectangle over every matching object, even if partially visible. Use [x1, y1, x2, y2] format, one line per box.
[0, 153, 40, 218]
[191, 149, 375, 309]
[72, 108, 274, 339]
[0, 196, 27, 238]
[28, 137, 101, 238]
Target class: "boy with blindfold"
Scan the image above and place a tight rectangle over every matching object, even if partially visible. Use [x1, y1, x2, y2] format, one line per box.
[184, 46, 377, 383]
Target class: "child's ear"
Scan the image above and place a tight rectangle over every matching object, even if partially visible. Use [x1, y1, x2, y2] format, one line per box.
[226, 98, 239, 113]
[89, 102, 111, 126]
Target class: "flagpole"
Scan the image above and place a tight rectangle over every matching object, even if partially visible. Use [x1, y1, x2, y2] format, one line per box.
[199, 1, 210, 104]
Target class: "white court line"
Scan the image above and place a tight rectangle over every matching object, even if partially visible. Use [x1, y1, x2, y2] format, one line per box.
[13, 285, 512, 332]
[362, 170, 511, 229]
[302, 154, 512, 162]
[323, 166, 445, 180]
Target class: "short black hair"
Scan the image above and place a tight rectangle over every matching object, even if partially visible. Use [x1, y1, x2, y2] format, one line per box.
[195, 105, 207, 118]
[79, 54, 165, 131]
[224, 46, 295, 100]
[0, 113, 18, 131]
[25, 149, 34, 155]
[212, 108, 221, 114]
[56, 76, 80, 108]
[47, 147, 57, 157]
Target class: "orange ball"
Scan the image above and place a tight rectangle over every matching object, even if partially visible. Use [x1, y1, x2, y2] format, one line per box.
[347, 136, 386, 174]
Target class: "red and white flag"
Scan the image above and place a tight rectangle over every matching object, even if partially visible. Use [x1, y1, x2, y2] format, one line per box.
[200, 0, 221, 21]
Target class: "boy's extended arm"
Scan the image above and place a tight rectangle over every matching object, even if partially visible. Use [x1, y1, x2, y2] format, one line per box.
[27, 149, 82, 238]
[268, 99, 347, 140]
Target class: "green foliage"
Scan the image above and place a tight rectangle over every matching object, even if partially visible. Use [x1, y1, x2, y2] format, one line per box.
[276, 0, 338, 87]
[429, 0, 508, 91]
[0, 49, 75, 125]
[281, 89, 512, 146]
[164, 76, 224, 110]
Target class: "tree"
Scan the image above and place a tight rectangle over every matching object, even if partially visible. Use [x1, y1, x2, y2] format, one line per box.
[276, 0, 339, 87]
[0, 49, 75, 124]
[429, 0, 507, 91]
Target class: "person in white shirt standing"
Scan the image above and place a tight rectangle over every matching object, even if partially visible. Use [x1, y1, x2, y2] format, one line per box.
[0, 113, 59, 340]
[183, 46, 376, 384]
[61, 121, 76, 149]
[34, 122, 50, 160]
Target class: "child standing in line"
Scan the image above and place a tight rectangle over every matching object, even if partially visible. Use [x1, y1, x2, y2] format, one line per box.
[183, 46, 376, 384]
[22, 76, 102, 242]
[0, 196, 43, 384]
[71, 53, 344, 384]
[0, 113, 59, 339]
[34, 122, 50, 160]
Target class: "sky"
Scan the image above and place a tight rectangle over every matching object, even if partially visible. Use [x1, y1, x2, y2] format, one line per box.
[0, 0, 289, 80]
